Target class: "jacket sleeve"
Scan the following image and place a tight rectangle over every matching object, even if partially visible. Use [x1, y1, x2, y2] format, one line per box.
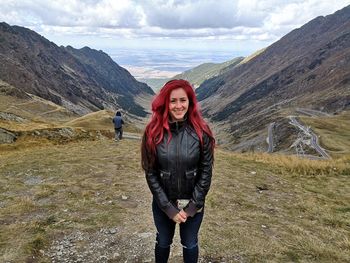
[185, 132, 213, 217]
[145, 170, 179, 219]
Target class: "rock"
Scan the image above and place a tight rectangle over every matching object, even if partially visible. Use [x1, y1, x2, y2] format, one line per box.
[0, 128, 17, 144]
[121, 195, 128, 200]
[138, 232, 153, 239]
[99, 255, 108, 260]
[0, 112, 26, 122]
[59, 127, 75, 138]
[109, 228, 117, 234]
[256, 184, 269, 191]
[24, 176, 42, 185]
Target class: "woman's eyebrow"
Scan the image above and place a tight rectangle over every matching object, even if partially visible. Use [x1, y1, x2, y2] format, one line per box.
[170, 96, 187, 100]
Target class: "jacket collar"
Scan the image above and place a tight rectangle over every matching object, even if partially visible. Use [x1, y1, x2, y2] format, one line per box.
[169, 116, 187, 133]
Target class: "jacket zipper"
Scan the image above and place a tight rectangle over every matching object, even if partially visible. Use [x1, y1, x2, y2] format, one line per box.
[176, 121, 181, 195]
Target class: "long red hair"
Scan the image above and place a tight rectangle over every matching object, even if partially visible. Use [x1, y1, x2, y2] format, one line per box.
[141, 79, 214, 171]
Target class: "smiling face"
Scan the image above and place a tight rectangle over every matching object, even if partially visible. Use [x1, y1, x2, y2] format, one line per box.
[168, 88, 189, 122]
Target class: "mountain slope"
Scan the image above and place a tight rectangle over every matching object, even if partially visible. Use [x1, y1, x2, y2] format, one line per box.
[0, 22, 154, 117]
[172, 56, 244, 89]
[197, 5, 350, 151]
[141, 57, 244, 92]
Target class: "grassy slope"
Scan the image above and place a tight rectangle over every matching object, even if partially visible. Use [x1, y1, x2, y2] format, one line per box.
[138, 78, 169, 93]
[172, 57, 244, 88]
[0, 139, 349, 262]
[0, 84, 76, 132]
[138, 57, 245, 93]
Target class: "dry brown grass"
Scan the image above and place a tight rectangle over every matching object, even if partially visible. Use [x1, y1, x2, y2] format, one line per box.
[236, 152, 350, 176]
[0, 139, 146, 262]
[64, 110, 115, 130]
[1, 139, 349, 262]
[201, 148, 350, 262]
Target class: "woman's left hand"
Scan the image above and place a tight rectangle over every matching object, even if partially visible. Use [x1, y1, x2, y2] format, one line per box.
[179, 209, 188, 219]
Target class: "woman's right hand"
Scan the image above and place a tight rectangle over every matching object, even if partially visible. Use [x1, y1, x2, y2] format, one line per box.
[172, 212, 187, 223]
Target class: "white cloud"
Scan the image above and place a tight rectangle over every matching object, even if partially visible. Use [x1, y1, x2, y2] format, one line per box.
[0, 0, 144, 28]
[264, 0, 350, 30]
[0, 0, 349, 52]
[142, 0, 238, 29]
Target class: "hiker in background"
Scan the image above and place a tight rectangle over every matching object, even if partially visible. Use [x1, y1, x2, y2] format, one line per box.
[141, 79, 215, 263]
[112, 111, 124, 141]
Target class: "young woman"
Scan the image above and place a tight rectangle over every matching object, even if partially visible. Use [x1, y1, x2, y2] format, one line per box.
[141, 79, 215, 263]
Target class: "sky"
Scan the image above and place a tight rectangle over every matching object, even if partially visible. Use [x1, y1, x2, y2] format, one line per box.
[1, 0, 349, 78]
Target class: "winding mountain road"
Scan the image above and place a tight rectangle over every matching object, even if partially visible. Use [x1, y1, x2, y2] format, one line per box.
[267, 122, 275, 153]
[288, 116, 330, 159]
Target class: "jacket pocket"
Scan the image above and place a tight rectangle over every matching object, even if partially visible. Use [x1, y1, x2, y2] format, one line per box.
[159, 170, 171, 193]
[185, 169, 198, 193]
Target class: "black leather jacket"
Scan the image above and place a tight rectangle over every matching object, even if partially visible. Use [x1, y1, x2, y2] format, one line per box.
[145, 120, 213, 218]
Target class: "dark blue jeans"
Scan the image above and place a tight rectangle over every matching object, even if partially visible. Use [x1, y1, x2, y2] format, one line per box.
[152, 199, 204, 263]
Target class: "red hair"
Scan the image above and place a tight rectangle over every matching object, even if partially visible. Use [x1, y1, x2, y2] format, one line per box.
[141, 79, 214, 171]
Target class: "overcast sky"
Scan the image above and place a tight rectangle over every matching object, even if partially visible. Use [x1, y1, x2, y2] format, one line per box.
[1, 0, 349, 55]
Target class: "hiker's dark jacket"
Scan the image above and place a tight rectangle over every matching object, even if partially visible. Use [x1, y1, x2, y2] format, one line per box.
[145, 120, 213, 219]
[112, 115, 124, 129]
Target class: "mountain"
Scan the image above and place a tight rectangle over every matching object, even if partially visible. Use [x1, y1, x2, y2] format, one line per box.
[172, 57, 244, 89]
[0, 22, 154, 117]
[197, 5, 350, 152]
[137, 78, 170, 92]
[140, 57, 244, 92]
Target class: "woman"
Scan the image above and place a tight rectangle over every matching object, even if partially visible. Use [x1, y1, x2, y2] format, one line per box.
[141, 79, 215, 263]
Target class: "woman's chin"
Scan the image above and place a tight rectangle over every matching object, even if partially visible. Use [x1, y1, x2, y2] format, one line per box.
[174, 115, 185, 121]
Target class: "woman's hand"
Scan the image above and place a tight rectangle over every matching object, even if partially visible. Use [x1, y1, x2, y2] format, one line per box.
[172, 211, 187, 223]
[179, 209, 188, 219]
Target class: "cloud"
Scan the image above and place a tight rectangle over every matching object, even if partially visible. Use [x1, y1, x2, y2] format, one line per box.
[143, 0, 239, 29]
[0, 0, 144, 28]
[0, 0, 349, 49]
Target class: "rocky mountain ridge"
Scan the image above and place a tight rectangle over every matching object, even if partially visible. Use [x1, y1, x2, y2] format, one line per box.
[0, 22, 154, 117]
[197, 5, 350, 152]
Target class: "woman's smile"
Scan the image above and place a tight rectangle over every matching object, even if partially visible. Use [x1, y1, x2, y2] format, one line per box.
[169, 88, 189, 121]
